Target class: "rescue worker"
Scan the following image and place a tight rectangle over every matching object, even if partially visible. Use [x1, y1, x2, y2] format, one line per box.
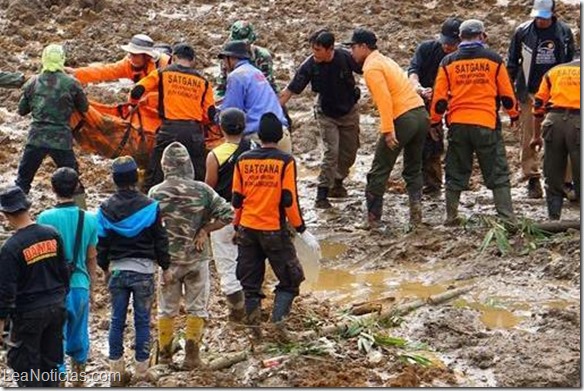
[408, 18, 462, 195]
[204, 109, 252, 322]
[0, 71, 25, 88]
[149, 142, 233, 369]
[232, 113, 320, 337]
[37, 168, 98, 386]
[68, 34, 171, 113]
[219, 40, 292, 154]
[215, 20, 278, 99]
[430, 19, 520, 225]
[345, 29, 429, 228]
[530, 57, 580, 219]
[280, 29, 362, 209]
[131, 43, 215, 191]
[0, 186, 69, 387]
[16, 44, 89, 208]
[507, 0, 575, 199]
[97, 156, 171, 384]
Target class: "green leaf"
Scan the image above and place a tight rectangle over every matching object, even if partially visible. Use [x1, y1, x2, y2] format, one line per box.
[399, 353, 432, 367]
[373, 334, 408, 347]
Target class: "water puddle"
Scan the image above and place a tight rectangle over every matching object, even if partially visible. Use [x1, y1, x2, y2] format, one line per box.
[320, 240, 348, 260]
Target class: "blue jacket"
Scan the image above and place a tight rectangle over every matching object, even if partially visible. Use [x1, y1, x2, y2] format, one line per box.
[221, 60, 288, 134]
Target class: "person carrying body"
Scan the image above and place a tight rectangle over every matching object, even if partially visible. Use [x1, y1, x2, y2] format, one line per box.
[131, 43, 215, 191]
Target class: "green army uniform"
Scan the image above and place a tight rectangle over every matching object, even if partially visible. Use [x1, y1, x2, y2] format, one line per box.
[215, 21, 278, 98]
[0, 71, 25, 88]
[16, 65, 89, 194]
[148, 141, 233, 369]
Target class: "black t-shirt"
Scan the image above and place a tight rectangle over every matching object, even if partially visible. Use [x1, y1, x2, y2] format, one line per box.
[407, 40, 447, 88]
[287, 48, 362, 118]
[528, 26, 562, 93]
[0, 224, 69, 318]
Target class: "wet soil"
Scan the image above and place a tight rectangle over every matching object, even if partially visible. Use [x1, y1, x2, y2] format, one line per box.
[0, 0, 581, 387]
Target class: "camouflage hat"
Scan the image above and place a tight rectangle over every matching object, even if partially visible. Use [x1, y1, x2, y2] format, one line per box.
[229, 20, 257, 43]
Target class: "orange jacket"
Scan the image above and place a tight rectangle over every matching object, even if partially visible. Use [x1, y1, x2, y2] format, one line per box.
[232, 147, 305, 233]
[134, 64, 215, 123]
[430, 43, 519, 129]
[73, 54, 170, 110]
[533, 60, 581, 117]
[363, 50, 424, 133]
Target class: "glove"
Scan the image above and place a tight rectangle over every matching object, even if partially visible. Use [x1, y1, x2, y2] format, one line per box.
[300, 230, 321, 257]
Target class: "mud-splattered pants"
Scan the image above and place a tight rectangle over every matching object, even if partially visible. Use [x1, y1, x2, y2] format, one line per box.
[236, 227, 305, 301]
[316, 106, 360, 188]
[158, 261, 210, 319]
[542, 110, 580, 199]
[108, 271, 154, 362]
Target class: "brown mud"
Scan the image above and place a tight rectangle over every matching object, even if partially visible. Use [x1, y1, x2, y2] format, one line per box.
[0, 0, 581, 387]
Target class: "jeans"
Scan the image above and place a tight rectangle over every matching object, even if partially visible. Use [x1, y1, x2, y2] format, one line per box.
[108, 271, 154, 362]
[7, 304, 66, 387]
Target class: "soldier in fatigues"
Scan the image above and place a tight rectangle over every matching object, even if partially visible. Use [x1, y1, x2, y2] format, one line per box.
[215, 21, 278, 99]
[148, 142, 233, 369]
[15, 44, 89, 207]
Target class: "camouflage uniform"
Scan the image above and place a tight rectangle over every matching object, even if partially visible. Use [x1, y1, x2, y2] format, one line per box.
[0, 71, 25, 88]
[148, 141, 233, 366]
[215, 21, 278, 98]
[16, 71, 89, 194]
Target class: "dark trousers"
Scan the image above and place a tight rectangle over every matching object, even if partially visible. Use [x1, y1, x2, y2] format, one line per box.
[445, 124, 511, 191]
[236, 227, 305, 300]
[366, 106, 429, 197]
[543, 111, 580, 199]
[7, 304, 66, 387]
[144, 121, 206, 192]
[15, 145, 81, 194]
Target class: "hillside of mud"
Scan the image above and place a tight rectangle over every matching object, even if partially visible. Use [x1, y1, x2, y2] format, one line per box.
[0, 0, 581, 387]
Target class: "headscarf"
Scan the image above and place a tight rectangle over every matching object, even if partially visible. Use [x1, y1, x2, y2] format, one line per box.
[41, 44, 66, 72]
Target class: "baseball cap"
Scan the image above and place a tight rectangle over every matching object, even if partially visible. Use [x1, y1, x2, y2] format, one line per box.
[459, 19, 485, 38]
[342, 28, 377, 46]
[112, 156, 138, 187]
[531, 0, 553, 19]
[439, 18, 462, 45]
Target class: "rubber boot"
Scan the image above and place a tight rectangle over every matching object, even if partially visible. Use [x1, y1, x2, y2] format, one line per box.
[546, 195, 563, 220]
[244, 297, 262, 340]
[492, 187, 516, 223]
[226, 290, 246, 322]
[365, 191, 383, 228]
[408, 190, 423, 227]
[272, 291, 295, 343]
[157, 317, 174, 365]
[73, 192, 87, 210]
[71, 361, 86, 387]
[183, 316, 204, 370]
[444, 190, 461, 226]
[133, 359, 149, 383]
[329, 179, 348, 198]
[271, 291, 295, 322]
[109, 357, 125, 387]
[315, 186, 332, 209]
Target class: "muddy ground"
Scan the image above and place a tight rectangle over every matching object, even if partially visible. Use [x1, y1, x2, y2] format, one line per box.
[0, 0, 581, 387]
